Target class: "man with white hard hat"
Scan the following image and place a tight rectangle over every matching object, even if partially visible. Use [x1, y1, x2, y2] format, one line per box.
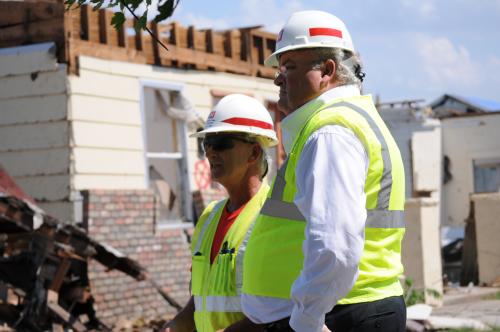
[239, 10, 407, 332]
[162, 94, 277, 332]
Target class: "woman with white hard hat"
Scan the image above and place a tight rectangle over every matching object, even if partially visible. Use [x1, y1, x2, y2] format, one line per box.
[162, 94, 277, 332]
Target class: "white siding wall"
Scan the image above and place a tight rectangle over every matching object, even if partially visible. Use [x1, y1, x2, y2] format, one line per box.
[378, 107, 441, 198]
[0, 43, 72, 220]
[442, 114, 500, 226]
[70, 56, 279, 193]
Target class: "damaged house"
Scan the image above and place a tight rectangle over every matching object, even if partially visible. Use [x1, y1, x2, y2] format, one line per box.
[0, 0, 283, 326]
[378, 94, 500, 304]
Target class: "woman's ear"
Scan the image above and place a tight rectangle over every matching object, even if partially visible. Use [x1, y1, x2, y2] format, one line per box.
[247, 144, 262, 164]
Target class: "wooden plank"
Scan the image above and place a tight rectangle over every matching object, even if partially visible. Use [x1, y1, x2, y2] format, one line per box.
[0, 121, 69, 152]
[0, 67, 67, 100]
[14, 174, 71, 201]
[159, 44, 252, 75]
[0, 1, 64, 28]
[150, 22, 160, 65]
[49, 258, 71, 292]
[240, 29, 252, 62]
[98, 8, 124, 47]
[0, 17, 64, 49]
[188, 26, 206, 52]
[252, 35, 264, 66]
[0, 42, 58, 78]
[72, 121, 143, 150]
[0, 94, 66, 125]
[132, 18, 143, 51]
[0, 148, 70, 178]
[171, 22, 188, 49]
[73, 174, 146, 190]
[68, 39, 146, 72]
[70, 94, 140, 125]
[157, 23, 172, 66]
[73, 147, 144, 175]
[67, 6, 82, 41]
[68, 67, 140, 101]
[81, 5, 99, 43]
[212, 31, 225, 57]
[98, 9, 109, 44]
[206, 29, 214, 54]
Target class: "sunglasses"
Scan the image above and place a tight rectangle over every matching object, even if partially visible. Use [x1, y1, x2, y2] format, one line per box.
[202, 135, 256, 152]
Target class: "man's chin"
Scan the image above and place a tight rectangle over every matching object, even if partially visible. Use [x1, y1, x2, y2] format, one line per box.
[277, 100, 291, 115]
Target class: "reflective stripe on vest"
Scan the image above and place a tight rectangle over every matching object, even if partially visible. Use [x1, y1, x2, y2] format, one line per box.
[235, 219, 257, 294]
[193, 200, 226, 254]
[333, 101, 393, 210]
[261, 198, 404, 228]
[194, 295, 241, 312]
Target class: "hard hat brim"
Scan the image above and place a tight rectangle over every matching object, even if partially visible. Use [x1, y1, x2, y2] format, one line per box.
[190, 126, 278, 148]
[264, 43, 355, 67]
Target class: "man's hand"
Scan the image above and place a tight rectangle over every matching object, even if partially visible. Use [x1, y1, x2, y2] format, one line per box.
[160, 296, 196, 332]
[160, 320, 178, 332]
[322, 324, 332, 332]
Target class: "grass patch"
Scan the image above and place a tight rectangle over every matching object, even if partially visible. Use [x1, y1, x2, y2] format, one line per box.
[482, 291, 500, 300]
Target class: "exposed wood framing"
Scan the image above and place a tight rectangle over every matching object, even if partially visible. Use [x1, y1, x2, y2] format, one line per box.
[0, 1, 277, 79]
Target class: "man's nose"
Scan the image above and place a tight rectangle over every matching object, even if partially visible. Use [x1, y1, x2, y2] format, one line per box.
[274, 71, 284, 86]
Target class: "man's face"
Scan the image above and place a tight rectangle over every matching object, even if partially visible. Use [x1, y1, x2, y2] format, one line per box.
[203, 134, 256, 187]
[274, 49, 325, 115]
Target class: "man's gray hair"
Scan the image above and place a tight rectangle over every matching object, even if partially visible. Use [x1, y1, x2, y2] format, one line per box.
[312, 48, 365, 89]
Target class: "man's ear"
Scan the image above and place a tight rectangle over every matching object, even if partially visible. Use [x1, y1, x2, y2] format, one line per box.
[322, 59, 336, 79]
[319, 59, 336, 89]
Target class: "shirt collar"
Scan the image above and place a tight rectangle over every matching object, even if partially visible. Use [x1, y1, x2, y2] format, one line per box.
[280, 84, 361, 154]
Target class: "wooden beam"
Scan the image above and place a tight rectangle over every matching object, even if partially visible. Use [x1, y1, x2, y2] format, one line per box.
[0, 17, 64, 49]
[81, 5, 99, 43]
[69, 38, 147, 70]
[0, 1, 64, 28]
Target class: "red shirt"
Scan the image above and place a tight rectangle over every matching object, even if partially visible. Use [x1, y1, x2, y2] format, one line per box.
[210, 202, 246, 264]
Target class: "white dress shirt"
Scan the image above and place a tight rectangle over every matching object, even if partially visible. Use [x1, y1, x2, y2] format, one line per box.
[242, 85, 369, 332]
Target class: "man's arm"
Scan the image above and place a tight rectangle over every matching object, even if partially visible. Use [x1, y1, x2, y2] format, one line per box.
[289, 126, 368, 332]
[162, 296, 196, 332]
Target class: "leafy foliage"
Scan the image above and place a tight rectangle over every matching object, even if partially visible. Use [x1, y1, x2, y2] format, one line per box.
[403, 278, 442, 306]
[64, 0, 180, 31]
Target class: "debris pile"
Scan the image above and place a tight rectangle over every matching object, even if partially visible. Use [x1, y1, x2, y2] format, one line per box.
[0, 166, 170, 331]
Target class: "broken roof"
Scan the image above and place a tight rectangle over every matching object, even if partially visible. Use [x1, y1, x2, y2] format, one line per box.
[429, 94, 500, 113]
[0, 1, 277, 79]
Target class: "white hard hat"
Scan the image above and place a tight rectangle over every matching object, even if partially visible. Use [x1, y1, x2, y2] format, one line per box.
[190, 94, 278, 148]
[265, 10, 355, 67]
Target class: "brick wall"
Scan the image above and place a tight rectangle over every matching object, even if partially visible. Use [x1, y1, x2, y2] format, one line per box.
[82, 189, 193, 326]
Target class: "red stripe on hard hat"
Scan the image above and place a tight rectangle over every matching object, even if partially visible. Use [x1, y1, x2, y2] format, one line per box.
[309, 27, 343, 38]
[222, 117, 273, 130]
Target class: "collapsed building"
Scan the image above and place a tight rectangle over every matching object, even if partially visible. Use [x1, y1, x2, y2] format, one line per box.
[0, 165, 182, 331]
[378, 95, 500, 304]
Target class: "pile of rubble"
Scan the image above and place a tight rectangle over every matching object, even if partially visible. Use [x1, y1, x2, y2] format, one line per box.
[0, 166, 178, 331]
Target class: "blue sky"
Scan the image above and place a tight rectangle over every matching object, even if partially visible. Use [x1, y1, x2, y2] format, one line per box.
[161, 0, 500, 104]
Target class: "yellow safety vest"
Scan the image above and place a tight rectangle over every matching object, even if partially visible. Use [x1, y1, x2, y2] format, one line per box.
[243, 95, 406, 305]
[191, 184, 269, 332]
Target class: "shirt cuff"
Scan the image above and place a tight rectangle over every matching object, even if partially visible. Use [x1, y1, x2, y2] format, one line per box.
[289, 306, 324, 332]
